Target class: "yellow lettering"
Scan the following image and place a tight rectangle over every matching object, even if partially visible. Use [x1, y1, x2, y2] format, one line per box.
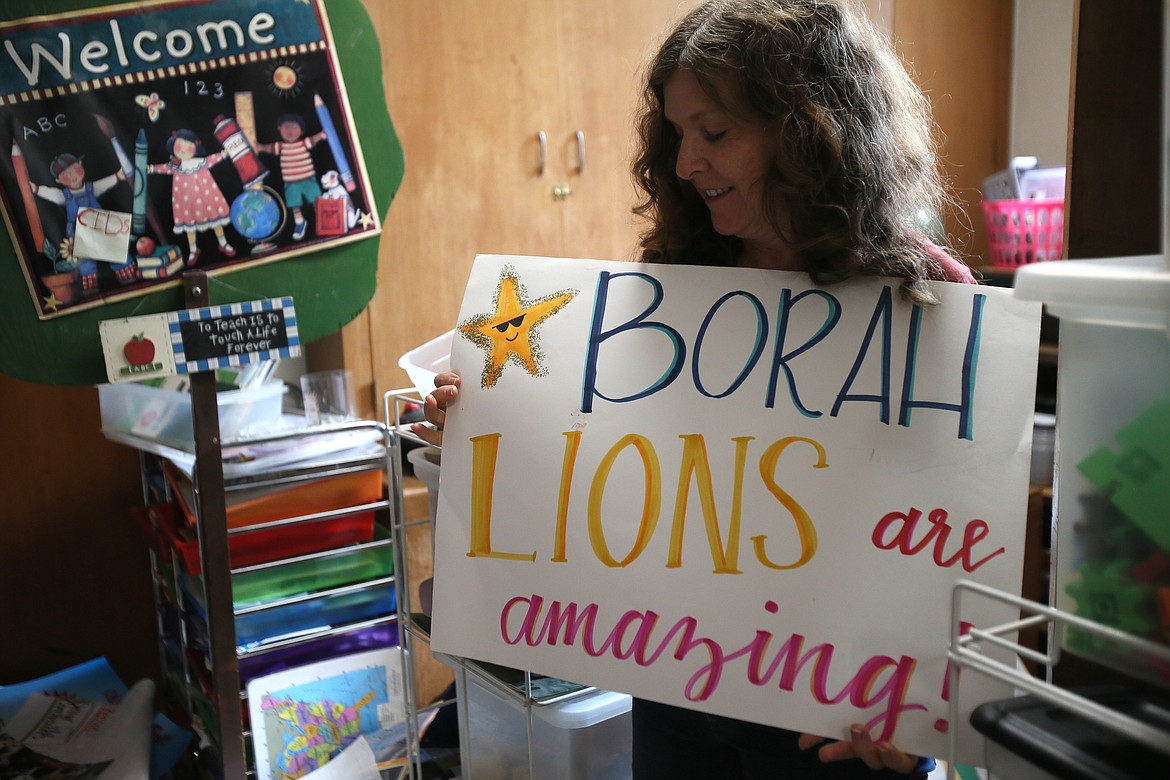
[588, 434, 661, 567]
[752, 436, 826, 569]
[668, 435, 752, 573]
[552, 430, 583, 562]
[468, 433, 537, 561]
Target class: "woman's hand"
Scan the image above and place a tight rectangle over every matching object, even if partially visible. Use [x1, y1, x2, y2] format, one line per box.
[410, 371, 461, 447]
[797, 726, 920, 774]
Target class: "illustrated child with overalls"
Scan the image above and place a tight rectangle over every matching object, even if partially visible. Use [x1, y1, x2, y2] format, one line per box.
[31, 152, 136, 295]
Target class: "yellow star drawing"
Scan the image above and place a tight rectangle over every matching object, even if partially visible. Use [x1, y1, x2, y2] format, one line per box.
[460, 269, 575, 388]
[42, 291, 62, 312]
[358, 211, 375, 229]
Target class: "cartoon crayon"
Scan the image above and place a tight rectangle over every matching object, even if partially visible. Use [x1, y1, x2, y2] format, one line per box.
[133, 128, 148, 236]
[10, 142, 45, 253]
[314, 93, 354, 191]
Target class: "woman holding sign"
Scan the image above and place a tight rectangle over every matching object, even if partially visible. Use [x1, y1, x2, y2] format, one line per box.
[416, 0, 975, 777]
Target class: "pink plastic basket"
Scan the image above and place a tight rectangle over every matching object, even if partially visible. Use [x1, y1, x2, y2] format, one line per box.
[981, 198, 1065, 269]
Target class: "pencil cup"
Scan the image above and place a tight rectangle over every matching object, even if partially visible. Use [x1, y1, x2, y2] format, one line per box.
[300, 369, 355, 425]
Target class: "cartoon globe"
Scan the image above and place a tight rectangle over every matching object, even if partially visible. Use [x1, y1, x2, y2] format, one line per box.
[230, 186, 284, 247]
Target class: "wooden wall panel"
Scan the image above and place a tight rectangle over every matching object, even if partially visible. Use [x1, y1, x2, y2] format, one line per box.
[893, 0, 1014, 266]
[1065, 0, 1162, 259]
[0, 376, 158, 686]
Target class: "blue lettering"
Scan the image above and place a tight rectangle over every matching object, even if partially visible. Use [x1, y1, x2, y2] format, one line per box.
[581, 272, 686, 413]
[693, 291, 768, 399]
[766, 289, 841, 417]
[899, 293, 984, 440]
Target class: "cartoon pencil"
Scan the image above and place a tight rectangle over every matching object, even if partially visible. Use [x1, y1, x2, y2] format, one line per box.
[235, 91, 258, 147]
[10, 142, 45, 253]
[314, 93, 355, 191]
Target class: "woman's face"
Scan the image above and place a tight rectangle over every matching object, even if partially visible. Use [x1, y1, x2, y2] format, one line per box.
[664, 70, 783, 253]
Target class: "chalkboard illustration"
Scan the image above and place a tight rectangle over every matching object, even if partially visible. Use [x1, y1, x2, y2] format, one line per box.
[98, 296, 299, 382]
[0, 0, 380, 320]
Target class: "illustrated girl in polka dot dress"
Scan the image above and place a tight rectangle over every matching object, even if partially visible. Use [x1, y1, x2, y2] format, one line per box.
[149, 128, 238, 265]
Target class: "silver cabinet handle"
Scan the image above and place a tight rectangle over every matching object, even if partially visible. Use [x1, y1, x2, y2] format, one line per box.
[537, 130, 547, 176]
[575, 130, 585, 174]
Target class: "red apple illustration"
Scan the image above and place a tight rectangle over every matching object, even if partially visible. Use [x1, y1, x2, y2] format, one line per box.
[136, 236, 156, 256]
[124, 333, 156, 366]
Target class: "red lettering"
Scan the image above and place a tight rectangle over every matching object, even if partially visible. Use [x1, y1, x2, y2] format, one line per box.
[873, 507, 1005, 573]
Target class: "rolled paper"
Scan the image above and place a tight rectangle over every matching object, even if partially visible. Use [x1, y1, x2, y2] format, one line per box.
[314, 93, 354, 191]
[10, 142, 45, 253]
[214, 113, 267, 188]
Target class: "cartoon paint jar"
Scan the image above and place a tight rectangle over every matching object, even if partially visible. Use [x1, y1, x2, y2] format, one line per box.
[214, 114, 267, 188]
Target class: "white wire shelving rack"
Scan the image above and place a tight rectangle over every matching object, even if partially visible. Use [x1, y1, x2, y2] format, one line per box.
[946, 579, 1170, 779]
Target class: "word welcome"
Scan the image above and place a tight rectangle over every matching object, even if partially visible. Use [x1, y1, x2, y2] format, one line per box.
[582, 272, 986, 440]
[4, 14, 277, 87]
[502, 595, 925, 741]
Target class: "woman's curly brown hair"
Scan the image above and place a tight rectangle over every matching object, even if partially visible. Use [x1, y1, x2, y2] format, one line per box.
[633, 0, 959, 303]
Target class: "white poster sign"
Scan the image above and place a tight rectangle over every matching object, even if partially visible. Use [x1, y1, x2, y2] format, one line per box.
[429, 254, 1042, 764]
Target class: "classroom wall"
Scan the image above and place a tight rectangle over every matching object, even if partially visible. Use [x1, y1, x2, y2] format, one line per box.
[1010, 0, 1075, 169]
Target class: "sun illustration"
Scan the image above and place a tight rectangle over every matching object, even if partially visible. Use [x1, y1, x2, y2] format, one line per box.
[459, 268, 576, 388]
[267, 60, 305, 98]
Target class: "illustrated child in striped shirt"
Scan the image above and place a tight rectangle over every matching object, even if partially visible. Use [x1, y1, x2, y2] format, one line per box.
[257, 114, 327, 241]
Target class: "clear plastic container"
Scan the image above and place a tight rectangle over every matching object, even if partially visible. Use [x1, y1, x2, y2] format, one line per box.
[1015, 255, 1170, 686]
[98, 380, 285, 450]
[451, 666, 633, 780]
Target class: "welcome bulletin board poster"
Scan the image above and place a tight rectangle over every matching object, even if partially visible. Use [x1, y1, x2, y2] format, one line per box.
[0, 0, 378, 320]
[429, 254, 1043, 765]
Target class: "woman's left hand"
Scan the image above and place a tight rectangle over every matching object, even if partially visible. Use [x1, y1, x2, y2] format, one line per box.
[797, 726, 920, 773]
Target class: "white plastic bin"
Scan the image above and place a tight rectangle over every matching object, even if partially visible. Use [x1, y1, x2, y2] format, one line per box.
[1015, 255, 1170, 686]
[449, 661, 633, 780]
[398, 329, 453, 397]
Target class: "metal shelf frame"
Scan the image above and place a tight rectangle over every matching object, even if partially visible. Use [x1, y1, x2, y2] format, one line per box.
[128, 417, 403, 779]
[382, 389, 603, 780]
[946, 579, 1170, 779]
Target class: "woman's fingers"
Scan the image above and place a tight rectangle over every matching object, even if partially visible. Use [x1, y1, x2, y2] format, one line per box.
[799, 727, 920, 774]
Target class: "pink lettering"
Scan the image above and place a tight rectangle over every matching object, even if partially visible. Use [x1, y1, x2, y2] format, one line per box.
[500, 594, 926, 741]
[872, 507, 1005, 573]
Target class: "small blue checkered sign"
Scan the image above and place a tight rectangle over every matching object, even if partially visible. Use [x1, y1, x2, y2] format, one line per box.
[170, 297, 300, 374]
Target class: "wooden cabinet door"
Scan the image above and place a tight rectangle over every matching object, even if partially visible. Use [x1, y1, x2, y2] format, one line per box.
[350, 0, 696, 399]
[548, 1, 700, 264]
[892, 0, 1013, 264]
[358, 0, 569, 400]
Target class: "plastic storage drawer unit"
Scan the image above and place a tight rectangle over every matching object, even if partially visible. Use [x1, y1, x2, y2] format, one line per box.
[455, 667, 633, 780]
